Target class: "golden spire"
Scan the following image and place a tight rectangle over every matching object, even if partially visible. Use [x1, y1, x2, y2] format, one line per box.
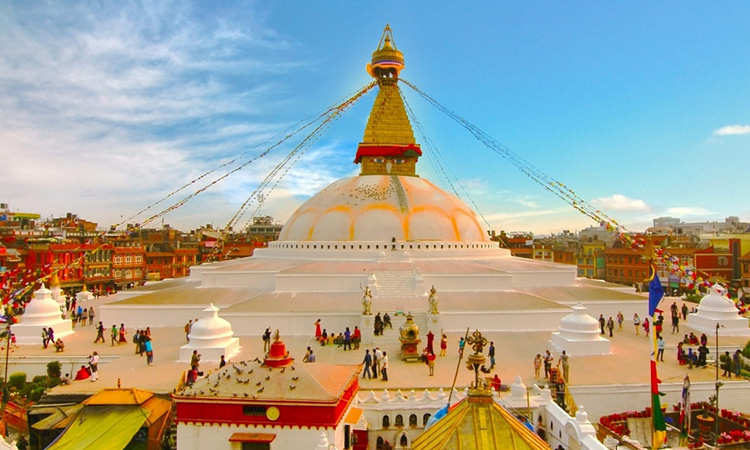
[50, 271, 61, 288]
[356, 25, 422, 176]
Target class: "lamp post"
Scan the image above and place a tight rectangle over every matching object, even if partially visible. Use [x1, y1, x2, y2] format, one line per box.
[714, 322, 724, 447]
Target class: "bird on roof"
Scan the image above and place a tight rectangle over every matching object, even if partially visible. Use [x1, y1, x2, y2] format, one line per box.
[280, 367, 286, 373]
[256, 381, 262, 386]
[291, 366, 295, 371]
[289, 385, 297, 390]
[292, 376, 299, 381]
[265, 376, 270, 381]
[247, 369, 253, 374]
[257, 387, 264, 393]
[244, 393, 249, 397]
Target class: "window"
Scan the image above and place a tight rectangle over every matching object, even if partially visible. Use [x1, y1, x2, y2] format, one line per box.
[718, 256, 728, 266]
[382, 416, 390, 428]
[586, 269, 593, 276]
[114, 256, 122, 264]
[395, 414, 403, 427]
[125, 255, 132, 264]
[409, 414, 417, 427]
[135, 255, 142, 263]
[423, 413, 431, 426]
[243, 406, 266, 416]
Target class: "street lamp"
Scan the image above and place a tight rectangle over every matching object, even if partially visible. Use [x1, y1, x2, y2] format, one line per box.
[714, 322, 724, 447]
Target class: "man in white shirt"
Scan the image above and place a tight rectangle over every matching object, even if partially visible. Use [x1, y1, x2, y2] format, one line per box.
[89, 351, 99, 382]
[381, 351, 389, 381]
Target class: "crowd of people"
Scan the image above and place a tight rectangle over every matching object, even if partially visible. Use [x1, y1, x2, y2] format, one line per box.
[313, 319, 363, 350]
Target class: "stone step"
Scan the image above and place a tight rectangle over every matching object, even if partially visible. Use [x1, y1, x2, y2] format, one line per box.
[374, 272, 416, 297]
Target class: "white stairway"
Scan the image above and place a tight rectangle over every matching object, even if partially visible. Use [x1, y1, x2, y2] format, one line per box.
[374, 272, 415, 297]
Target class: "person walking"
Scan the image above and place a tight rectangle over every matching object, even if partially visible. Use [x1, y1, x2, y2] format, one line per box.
[190, 350, 200, 371]
[733, 350, 742, 378]
[643, 318, 650, 337]
[343, 327, 352, 351]
[458, 337, 466, 354]
[543, 350, 553, 378]
[88, 307, 95, 325]
[656, 335, 665, 362]
[634, 313, 641, 335]
[671, 313, 680, 334]
[94, 321, 105, 343]
[681, 303, 689, 321]
[559, 350, 570, 382]
[616, 311, 624, 331]
[606, 317, 615, 337]
[110, 325, 118, 346]
[89, 352, 99, 382]
[314, 319, 322, 341]
[488, 341, 496, 369]
[353, 326, 361, 349]
[440, 334, 447, 356]
[534, 354, 542, 379]
[118, 323, 128, 344]
[427, 350, 436, 376]
[722, 351, 733, 378]
[184, 320, 192, 342]
[144, 337, 154, 366]
[133, 330, 141, 354]
[381, 351, 389, 381]
[374, 347, 382, 378]
[362, 349, 373, 379]
[42, 328, 49, 349]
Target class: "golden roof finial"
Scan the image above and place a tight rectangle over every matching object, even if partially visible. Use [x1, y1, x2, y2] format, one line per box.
[366, 24, 405, 83]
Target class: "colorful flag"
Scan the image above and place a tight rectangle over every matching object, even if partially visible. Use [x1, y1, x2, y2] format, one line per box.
[649, 272, 667, 449]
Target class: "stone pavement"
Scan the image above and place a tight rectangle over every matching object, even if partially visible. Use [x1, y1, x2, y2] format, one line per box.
[11, 296, 749, 411]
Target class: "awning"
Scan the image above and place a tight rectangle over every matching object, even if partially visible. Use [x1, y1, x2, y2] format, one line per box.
[46, 405, 149, 450]
[228, 432, 276, 443]
[344, 407, 365, 426]
[31, 404, 83, 431]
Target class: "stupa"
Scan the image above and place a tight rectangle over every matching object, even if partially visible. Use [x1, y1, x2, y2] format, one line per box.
[101, 26, 645, 337]
[13, 287, 73, 345]
[550, 303, 611, 355]
[179, 303, 240, 362]
[687, 285, 750, 337]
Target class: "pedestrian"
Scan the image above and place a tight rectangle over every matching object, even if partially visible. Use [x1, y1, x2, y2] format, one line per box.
[133, 330, 141, 354]
[598, 314, 605, 335]
[383, 313, 392, 329]
[381, 351, 389, 381]
[314, 319, 322, 341]
[118, 323, 128, 344]
[94, 321, 105, 343]
[534, 354, 542, 378]
[353, 326, 361, 349]
[656, 335, 665, 362]
[544, 350, 553, 378]
[89, 352, 99, 382]
[681, 303, 689, 321]
[88, 307, 94, 325]
[362, 349, 373, 379]
[458, 337, 465, 354]
[263, 327, 272, 353]
[82, 308, 88, 326]
[144, 337, 154, 366]
[671, 314, 680, 334]
[42, 327, 49, 349]
[110, 325, 118, 346]
[427, 350, 436, 376]
[670, 302, 678, 318]
[606, 317, 614, 337]
[616, 311, 624, 331]
[185, 320, 192, 342]
[426, 331, 435, 355]
[343, 327, 352, 351]
[722, 351, 733, 378]
[643, 318, 650, 337]
[374, 347, 382, 378]
[634, 313, 641, 335]
[655, 314, 664, 335]
[440, 334, 447, 356]
[77, 305, 83, 324]
[697, 344, 709, 367]
[488, 341, 496, 369]
[559, 350, 570, 382]
[733, 350, 742, 378]
[190, 350, 200, 371]
[220, 355, 227, 368]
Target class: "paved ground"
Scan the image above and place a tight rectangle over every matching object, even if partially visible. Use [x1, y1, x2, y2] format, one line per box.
[11, 295, 750, 407]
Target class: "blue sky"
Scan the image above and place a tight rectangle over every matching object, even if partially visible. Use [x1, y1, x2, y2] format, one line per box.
[2, 1, 748, 235]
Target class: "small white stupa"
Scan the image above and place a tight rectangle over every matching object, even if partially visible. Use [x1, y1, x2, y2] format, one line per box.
[179, 303, 240, 362]
[13, 287, 73, 345]
[687, 285, 750, 336]
[551, 303, 610, 355]
[75, 284, 95, 303]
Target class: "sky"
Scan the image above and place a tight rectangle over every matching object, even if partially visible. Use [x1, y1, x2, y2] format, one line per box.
[2, 1, 749, 236]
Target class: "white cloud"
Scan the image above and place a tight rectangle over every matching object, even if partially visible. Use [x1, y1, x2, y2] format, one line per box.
[664, 206, 714, 217]
[714, 125, 750, 136]
[590, 194, 650, 212]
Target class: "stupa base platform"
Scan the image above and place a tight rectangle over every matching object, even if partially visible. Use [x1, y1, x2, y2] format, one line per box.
[179, 338, 240, 362]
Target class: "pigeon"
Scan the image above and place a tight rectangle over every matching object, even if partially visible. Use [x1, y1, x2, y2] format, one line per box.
[265, 376, 270, 381]
[280, 367, 286, 373]
[256, 381, 262, 386]
[257, 387, 264, 393]
[244, 393, 249, 397]
[291, 376, 299, 381]
[243, 379, 249, 384]
[247, 369, 254, 374]
[291, 366, 295, 371]
[289, 385, 297, 390]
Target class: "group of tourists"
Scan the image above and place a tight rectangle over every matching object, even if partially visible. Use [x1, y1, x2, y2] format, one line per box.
[132, 328, 155, 365]
[313, 319, 362, 349]
[598, 312, 625, 337]
[41, 327, 64, 352]
[360, 347, 388, 381]
[535, 349, 569, 382]
[373, 312, 392, 336]
[70, 305, 95, 328]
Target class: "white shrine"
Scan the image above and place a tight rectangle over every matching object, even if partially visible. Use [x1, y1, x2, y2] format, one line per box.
[13, 287, 73, 345]
[687, 285, 750, 337]
[179, 303, 240, 362]
[551, 303, 610, 355]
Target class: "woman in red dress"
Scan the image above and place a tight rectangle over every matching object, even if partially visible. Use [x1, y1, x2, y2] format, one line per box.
[119, 323, 128, 343]
[314, 319, 322, 341]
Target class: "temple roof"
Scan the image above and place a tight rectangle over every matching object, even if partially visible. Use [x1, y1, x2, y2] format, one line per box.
[411, 391, 549, 450]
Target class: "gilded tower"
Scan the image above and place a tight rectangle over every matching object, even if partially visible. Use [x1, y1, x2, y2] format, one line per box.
[355, 25, 422, 176]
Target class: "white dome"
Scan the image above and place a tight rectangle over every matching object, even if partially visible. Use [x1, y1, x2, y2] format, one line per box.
[696, 287, 739, 320]
[280, 175, 488, 242]
[189, 304, 233, 341]
[558, 303, 600, 334]
[23, 287, 64, 325]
